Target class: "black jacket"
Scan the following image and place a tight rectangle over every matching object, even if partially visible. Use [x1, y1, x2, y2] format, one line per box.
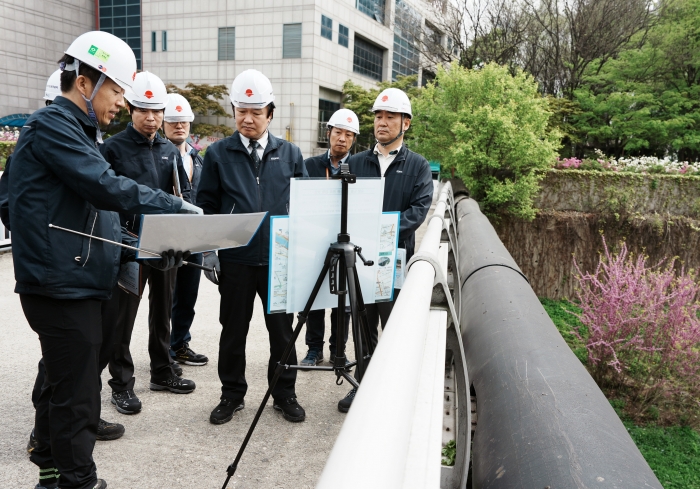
[7, 96, 182, 300]
[348, 145, 434, 259]
[197, 131, 307, 266]
[0, 155, 11, 230]
[99, 123, 190, 234]
[303, 151, 347, 178]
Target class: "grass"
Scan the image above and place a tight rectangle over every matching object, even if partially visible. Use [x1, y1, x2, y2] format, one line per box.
[541, 298, 700, 488]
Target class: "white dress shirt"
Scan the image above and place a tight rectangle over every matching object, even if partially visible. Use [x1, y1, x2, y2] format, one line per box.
[239, 131, 268, 160]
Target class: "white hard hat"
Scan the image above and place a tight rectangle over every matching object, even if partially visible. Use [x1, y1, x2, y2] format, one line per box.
[327, 108, 360, 134]
[44, 69, 62, 101]
[230, 69, 275, 109]
[125, 71, 168, 109]
[164, 93, 195, 122]
[64, 31, 137, 90]
[372, 88, 412, 118]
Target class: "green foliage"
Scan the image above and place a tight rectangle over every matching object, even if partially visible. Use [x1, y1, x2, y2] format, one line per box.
[166, 83, 234, 137]
[441, 440, 456, 466]
[539, 298, 589, 363]
[341, 75, 420, 152]
[0, 142, 16, 171]
[411, 63, 560, 220]
[571, 0, 700, 159]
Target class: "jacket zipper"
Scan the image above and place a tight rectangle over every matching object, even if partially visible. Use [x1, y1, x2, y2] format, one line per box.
[82, 212, 98, 267]
[256, 151, 263, 264]
[230, 203, 236, 214]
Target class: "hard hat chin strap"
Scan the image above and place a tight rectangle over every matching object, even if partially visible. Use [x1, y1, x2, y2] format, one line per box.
[68, 59, 107, 144]
[377, 114, 405, 148]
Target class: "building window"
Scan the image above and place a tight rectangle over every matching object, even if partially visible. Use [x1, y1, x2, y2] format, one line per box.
[318, 99, 341, 143]
[353, 36, 383, 80]
[421, 70, 436, 87]
[162, 31, 167, 51]
[99, 0, 142, 69]
[218, 27, 235, 61]
[321, 15, 332, 40]
[283, 23, 302, 59]
[356, 0, 385, 24]
[338, 24, 349, 48]
[392, 0, 420, 81]
[151, 31, 156, 52]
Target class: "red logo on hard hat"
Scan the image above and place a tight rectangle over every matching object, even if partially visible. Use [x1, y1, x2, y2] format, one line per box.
[381, 95, 389, 102]
[175, 106, 183, 112]
[245, 89, 254, 97]
[132, 72, 136, 81]
[144, 91, 154, 99]
[98, 65, 107, 73]
[347, 117, 352, 123]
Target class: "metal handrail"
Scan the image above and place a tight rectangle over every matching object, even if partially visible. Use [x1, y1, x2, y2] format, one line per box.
[317, 182, 469, 489]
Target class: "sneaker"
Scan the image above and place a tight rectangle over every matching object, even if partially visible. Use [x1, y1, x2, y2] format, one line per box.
[173, 342, 208, 366]
[27, 429, 38, 454]
[111, 389, 142, 414]
[300, 348, 323, 367]
[172, 362, 183, 377]
[210, 398, 245, 425]
[273, 397, 306, 422]
[149, 374, 196, 394]
[338, 388, 357, 413]
[96, 418, 125, 441]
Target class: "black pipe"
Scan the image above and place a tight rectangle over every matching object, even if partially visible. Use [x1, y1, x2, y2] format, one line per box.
[456, 198, 661, 489]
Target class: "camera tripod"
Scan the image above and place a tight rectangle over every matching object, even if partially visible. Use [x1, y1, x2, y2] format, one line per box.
[221, 164, 377, 489]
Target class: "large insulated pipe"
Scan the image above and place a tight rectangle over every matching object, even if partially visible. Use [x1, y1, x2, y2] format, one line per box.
[456, 198, 661, 488]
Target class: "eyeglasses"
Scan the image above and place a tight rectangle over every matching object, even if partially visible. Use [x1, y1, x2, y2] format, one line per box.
[165, 121, 190, 127]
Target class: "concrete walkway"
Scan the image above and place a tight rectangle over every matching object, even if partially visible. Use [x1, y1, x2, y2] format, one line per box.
[0, 182, 437, 489]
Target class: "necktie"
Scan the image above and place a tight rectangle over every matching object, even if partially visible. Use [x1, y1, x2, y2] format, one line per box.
[250, 140, 261, 170]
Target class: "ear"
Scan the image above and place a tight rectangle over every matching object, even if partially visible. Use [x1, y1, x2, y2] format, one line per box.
[75, 74, 93, 99]
[403, 117, 411, 131]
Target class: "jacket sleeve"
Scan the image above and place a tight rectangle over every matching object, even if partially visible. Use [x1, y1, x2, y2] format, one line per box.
[34, 109, 182, 216]
[120, 227, 138, 263]
[295, 147, 307, 178]
[0, 156, 11, 231]
[196, 147, 222, 215]
[399, 157, 434, 245]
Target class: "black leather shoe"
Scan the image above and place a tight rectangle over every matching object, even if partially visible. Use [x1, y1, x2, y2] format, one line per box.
[149, 374, 195, 394]
[210, 398, 245, 425]
[273, 397, 306, 422]
[338, 388, 357, 413]
[96, 418, 125, 441]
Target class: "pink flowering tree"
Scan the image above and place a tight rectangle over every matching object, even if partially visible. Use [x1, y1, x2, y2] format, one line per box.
[573, 236, 700, 422]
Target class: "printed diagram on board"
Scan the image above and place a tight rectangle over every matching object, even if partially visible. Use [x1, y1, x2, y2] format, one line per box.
[271, 226, 289, 308]
[375, 221, 398, 301]
[379, 222, 396, 253]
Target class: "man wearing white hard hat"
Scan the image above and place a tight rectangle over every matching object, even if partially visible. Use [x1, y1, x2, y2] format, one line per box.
[43, 69, 62, 106]
[341, 88, 434, 412]
[5, 31, 199, 489]
[99, 71, 198, 417]
[162, 93, 210, 368]
[298, 108, 359, 368]
[197, 69, 308, 424]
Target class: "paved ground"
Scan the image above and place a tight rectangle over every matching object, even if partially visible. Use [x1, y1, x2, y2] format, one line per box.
[0, 182, 437, 489]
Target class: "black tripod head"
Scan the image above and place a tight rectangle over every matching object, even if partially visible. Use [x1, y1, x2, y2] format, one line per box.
[331, 162, 356, 184]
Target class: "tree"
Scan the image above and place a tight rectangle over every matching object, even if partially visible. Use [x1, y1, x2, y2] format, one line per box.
[166, 83, 234, 137]
[411, 63, 561, 220]
[341, 76, 420, 152]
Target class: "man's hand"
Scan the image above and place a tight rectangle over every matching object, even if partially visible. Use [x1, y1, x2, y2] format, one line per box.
[146, 249, 191, 271]
[202, 251, 220, 284]
[178, 199, 203, 215]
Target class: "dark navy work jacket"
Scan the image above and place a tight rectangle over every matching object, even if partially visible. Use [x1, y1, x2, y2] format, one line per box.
[99, 123, 190, 235]
[197, 131, 307, 266]
[7, 96, 181, 300]
[349, 145, 434, 259]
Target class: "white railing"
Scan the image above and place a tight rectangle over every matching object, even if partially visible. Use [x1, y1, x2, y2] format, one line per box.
[317, 182, 469, 489]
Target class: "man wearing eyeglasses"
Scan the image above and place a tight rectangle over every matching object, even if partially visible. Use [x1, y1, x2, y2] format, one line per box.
[161, 93, 209, 369]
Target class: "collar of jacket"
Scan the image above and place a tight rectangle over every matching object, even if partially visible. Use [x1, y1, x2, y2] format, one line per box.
[225, 130, 281, 158]
[126, 122, 167, 146]
[52, 96, 98, 140]
[367, 144, 407, 167]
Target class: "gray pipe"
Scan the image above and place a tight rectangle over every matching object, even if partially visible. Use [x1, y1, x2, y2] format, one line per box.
[456, 198, 661, 489]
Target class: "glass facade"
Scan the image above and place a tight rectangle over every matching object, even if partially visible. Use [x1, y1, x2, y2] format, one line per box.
[356, 0, 385, 24]
[283, 23, 302, 59]
[338, 24, 349, 48]
[353, 36, 383, 80]
[321, 15, 332, 40]
[218, 27, 235, 61]
[98, 0, 141, 69]
[392, 0, 420, 82]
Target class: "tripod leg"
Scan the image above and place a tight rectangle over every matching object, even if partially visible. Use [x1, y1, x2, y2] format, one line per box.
[352, 266, 376, 358]
[221, 252, 333, 489]
[345, 264, 365, 381]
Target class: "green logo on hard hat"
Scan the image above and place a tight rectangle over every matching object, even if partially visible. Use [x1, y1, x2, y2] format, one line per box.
[88, 45, 110, 62]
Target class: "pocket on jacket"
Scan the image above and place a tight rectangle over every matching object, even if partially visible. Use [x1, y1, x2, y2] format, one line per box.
[75, 206, 99, 267]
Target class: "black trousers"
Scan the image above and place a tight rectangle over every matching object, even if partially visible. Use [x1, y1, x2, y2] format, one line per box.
[31, 292, 121, 409]
[354, 289, 401, 380]
[218, 261, 297, 402]
[170, 253, 202, 351]
[21, 294, 102, 489]
[108, 265, 177, 392]
[305, 307, 350, 354]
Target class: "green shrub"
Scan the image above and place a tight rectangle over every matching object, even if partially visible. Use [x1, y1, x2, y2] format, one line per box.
[0, 142, 16, 171]
[411, 63, 560, 220]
